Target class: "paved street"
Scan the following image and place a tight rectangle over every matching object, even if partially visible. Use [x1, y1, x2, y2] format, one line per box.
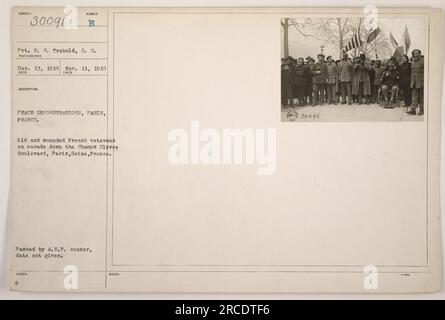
[281, 103, 424, 122]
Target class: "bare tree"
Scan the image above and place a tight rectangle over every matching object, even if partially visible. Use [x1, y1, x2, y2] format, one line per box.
[282, 17, 392, 60]
[281, 18, 312, 57]
[309, 18, 354, 58]
[281, 18, 290, 57]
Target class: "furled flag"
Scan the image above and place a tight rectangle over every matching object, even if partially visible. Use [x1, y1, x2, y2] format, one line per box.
[403, 26, 411, 53]
[366, 27, 381, 44]
[390, 31, 399, 48]
[393, 46, 405, 62]
[344, 26, 364, 52]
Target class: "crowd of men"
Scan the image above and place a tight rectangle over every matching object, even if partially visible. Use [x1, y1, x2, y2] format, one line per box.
[281, 49, 424, 116]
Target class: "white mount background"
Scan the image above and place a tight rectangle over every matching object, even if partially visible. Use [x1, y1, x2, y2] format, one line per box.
[1, 0, 444, 299]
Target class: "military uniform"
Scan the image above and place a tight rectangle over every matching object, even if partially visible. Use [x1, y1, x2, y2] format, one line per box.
[373, 66, 385, 102]
[352, 62, 371, 104]
[326, 62, 338, 104]
[398, 61, 412, 107]
[338, 60, 353, 104]
[410, 58, 424, 113]
[304, 64, 313, 104]
[381, 68, 400, 105]
[281, 66, 294, 106]
[293, 65, 309, 105]
[311, 62, 327, 106]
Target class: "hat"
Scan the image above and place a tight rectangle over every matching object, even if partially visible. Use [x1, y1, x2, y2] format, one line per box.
[412, 49, 422, 55]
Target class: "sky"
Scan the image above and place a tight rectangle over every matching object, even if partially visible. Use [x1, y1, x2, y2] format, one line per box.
[282, 17, 426, 60]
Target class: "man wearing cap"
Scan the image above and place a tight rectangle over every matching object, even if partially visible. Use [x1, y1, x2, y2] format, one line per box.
[373, 60, 384, 103]
[399, 55, 412, 108]
[353, 53, 372, 104]
[290, 57, 301, 105]
[304, 57, 314, 105]
[311, 53, 327, 106]
[335, 60, 342, 103]
[290, 57, 307, 106]
[281, 58, 287, 106]
[281, 57, 294, 108]
[338, 53, 353, 105]
[407, 49, 424, 115]
[380, 58, 400, 108]
[325, 56, 338, 105]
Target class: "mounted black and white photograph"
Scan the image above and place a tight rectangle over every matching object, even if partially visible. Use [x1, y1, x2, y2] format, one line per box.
[281, 16, 426, 121]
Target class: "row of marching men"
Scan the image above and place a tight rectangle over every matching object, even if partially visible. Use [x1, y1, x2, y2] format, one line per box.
[281, 49, 424, 115]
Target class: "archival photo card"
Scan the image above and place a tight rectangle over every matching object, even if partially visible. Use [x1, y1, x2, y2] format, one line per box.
[281, 15, 427, 122]
[10, 7, 442, 293]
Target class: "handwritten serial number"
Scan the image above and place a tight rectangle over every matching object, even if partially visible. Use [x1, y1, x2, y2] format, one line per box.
[286, 110, 321, 121]
[30, 16, 65, 28]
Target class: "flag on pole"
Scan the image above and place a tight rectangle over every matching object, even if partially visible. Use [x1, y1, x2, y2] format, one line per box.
[390, 31, 399, 48]
[393, 46, 405, 62]
[366, 27, 380, 44]
[403, 26, 411, 54]
[344, 26, 364, 52]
